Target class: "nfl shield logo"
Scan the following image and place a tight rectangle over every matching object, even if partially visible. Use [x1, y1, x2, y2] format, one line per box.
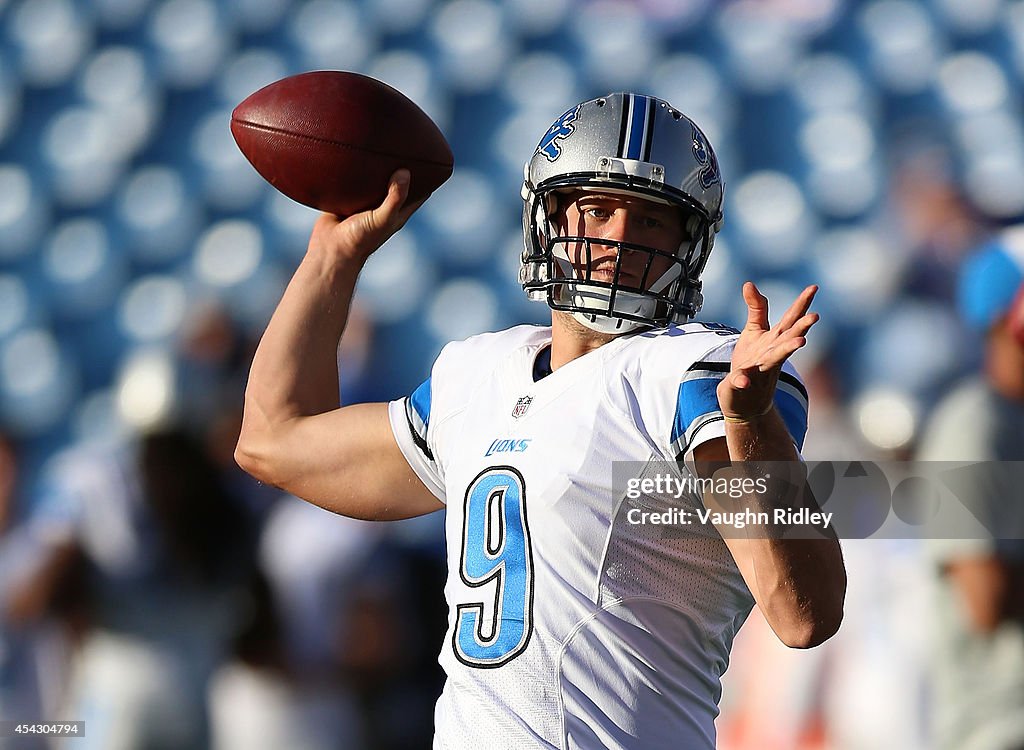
[512, 396, 533, 419]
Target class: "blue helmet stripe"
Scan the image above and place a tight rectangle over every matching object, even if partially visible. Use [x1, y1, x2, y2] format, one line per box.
[624, 94, 650, 160]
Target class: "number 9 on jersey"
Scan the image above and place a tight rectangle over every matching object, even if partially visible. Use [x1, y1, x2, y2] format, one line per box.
[454, 467, 534, 667]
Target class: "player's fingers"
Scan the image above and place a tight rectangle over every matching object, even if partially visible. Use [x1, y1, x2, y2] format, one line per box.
[360, 170, 412, 238]
[776, 311, 819, 341]
[337, 170, 410, 251]
[734, 360, 765, 389]
[774, 285, 818, 332]
[730, 370, 751, 390]
[742, 281, 770, 332]
[379, 169, 411, 217]
[757, 336, 806, 370]
[794, 311, 819, 336]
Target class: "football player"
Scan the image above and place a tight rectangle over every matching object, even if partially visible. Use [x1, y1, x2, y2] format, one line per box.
[236, 92, 846, 749]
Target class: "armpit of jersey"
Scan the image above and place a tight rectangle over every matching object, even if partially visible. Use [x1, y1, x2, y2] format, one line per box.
[670, 360, 809, 458]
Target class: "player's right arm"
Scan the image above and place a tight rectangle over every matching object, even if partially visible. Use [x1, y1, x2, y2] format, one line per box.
[235, 171, 444, 521]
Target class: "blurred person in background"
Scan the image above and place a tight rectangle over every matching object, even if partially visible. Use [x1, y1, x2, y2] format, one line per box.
[236, 92, 845, 749]
[208, 495, 378, 750]
[208, 498, 446, 750]
[24, 427, 258, 750]
[917, 229, 1024, 750]
[335, 525, 447, 750]
[0, 431, 73, 749]
[178, 303, 283, 526]
[889, 142, 990, 303]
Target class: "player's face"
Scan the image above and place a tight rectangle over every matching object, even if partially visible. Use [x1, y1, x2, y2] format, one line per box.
[554, 191, 689, 289]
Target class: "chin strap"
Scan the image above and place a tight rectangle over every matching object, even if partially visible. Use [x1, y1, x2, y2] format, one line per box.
[572, 310, 645, 334]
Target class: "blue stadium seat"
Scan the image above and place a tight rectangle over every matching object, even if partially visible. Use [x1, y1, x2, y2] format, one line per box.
[216, 47, 290, 107]
[42, 218, 127, 319]
[727, 170, 817, 272]
[149, 0, 232, 89]
[854, 299, 963, 395]
[713, 2, 805, 93]
[366, 49, 450, 132]
[0, 165, 49, 261]
[427, 0, 514, 93]
[425, 277, 500, 343]
[287, 0, 375, 73]
[115, 165, 202, 265]
[0, 327, 78, 435]
[418, 169, 509, 265]
[42, 105, 124, 207]
[809, 225, 905, 328]
[116, 274, 189, 344]
[362, 0, 433, 36]
[8, 0, 93, 88]
[222, 0, 291, 35]
[357, 231, 437, 325]
[92, 0, 153, 31]
[570, 0, 662, 92]
[0, 275, 33, 342]
[855, 0, 946, 94]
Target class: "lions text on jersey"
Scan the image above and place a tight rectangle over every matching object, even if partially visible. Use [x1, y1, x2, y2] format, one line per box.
[388, 323, 808, 750]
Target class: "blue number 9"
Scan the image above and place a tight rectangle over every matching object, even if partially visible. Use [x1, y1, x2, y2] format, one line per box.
[454, 467, 534, 667]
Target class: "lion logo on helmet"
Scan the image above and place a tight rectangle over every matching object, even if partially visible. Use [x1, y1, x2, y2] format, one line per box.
[691, 124, 721, 190]
[536, 105, 582, 162]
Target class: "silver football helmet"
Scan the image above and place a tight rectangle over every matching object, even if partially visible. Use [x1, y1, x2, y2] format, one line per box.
[521, 93, 724, 334]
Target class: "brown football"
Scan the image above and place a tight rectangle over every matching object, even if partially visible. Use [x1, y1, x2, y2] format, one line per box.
[230, 71, 454, 216]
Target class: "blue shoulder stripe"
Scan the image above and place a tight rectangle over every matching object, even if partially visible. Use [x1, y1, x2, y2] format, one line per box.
[773, 380, 808, 450]
[670, 374, 719, 446]
[410, 377, 431, 424]
[409, 377, 431, 426]
[670, 366, 809, 455]
[405, 377, 434, 461]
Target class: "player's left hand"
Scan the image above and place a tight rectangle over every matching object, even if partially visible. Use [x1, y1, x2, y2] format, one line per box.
[717, 282, 819, 420]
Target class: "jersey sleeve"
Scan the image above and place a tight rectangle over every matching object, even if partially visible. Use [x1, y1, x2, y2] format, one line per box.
[669, 339, 809, 459]
[388, 375, 446, 503]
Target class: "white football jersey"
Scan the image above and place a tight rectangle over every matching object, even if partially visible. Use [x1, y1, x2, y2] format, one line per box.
[387, 324, 808, 750]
